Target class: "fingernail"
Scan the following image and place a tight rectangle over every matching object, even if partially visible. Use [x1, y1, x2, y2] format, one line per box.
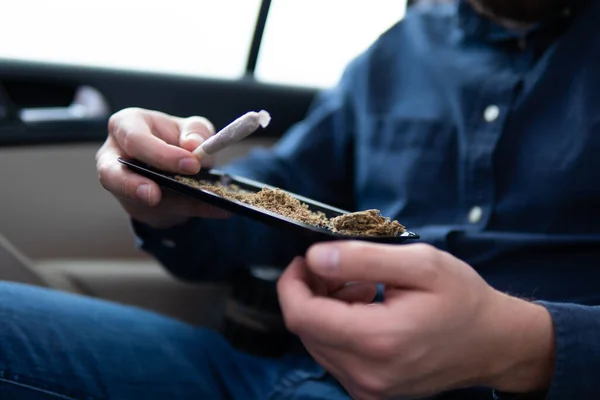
[185, 133, 205, 148]
[179, 157, 200, 174]
[136, 184, 153, 205]
[310, 245, 339, 272]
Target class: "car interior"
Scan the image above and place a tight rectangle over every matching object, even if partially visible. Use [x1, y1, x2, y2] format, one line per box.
[0, 0, 410, 349]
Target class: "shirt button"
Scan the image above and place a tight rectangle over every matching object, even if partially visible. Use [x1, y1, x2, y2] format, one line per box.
[161, 239, 176, 248]
[468, 206, 483, 224]
[562, 7, 571, 17]
[483, 105, 500, 122]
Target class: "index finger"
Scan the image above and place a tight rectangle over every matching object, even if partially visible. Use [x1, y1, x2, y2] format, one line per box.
[278, 257, 386, 348]
[96, 136, 162, 205]
[109, 109, 200, 174]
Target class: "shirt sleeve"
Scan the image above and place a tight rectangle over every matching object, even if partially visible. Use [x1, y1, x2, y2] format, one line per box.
[490, 301, 599, 400]
[531, 301, 600, 400]
[130, 57, 362, 284]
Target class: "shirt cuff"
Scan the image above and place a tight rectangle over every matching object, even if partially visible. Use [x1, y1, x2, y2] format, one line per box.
[533, 301, 600, 400]
[130, 218, 194, 251]
[130, 218, 206, 280]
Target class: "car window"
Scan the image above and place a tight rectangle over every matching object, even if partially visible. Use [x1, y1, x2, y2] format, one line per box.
[0, 1, 405, 88]
[0, 0, 261, 79]
[255, 0, 406, 88]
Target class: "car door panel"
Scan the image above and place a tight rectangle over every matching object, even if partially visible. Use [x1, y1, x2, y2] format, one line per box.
[0, 0, 406, 325]
[0, 59, 315, 146]
[0, 57, 313, 324]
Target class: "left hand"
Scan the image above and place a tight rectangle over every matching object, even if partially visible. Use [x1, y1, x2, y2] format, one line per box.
[277, 242, 555, 400]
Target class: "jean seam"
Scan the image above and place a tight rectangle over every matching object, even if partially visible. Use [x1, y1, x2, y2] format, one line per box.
[267, 366, 330, 400]
[0, 377, 81, 400]
[0, 373, 99, 400]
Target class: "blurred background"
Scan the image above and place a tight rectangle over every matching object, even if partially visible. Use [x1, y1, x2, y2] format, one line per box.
[0, 0, 410, 327]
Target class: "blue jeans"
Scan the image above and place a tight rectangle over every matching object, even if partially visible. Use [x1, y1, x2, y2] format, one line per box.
[0, 281, 350, 399]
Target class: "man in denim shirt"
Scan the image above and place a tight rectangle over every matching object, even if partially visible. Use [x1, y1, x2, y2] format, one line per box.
[1, 0, 598, 399]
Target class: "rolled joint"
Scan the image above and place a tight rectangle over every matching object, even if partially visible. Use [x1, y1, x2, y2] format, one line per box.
[192, 109, 271, 161]
[257, 110, 271, 128]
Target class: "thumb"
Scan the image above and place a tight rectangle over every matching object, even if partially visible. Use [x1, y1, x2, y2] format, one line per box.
[305, 242, 438, 290]
[178, 116, 215, 152]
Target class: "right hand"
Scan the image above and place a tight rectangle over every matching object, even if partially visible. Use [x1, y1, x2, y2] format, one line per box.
[96, 107, 230, 229]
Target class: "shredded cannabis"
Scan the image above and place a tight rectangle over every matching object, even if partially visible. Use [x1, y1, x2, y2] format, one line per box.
[175, 176, 405, 237]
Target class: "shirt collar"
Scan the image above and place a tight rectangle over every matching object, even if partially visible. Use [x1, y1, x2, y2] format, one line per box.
[457, 0, 579, 43]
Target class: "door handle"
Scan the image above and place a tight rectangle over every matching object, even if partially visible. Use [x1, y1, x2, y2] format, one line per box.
[0, 82, 111, 146]
[19, 85, 109, 123]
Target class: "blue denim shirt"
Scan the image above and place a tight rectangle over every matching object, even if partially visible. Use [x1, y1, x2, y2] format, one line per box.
[134, 1, 600, 398]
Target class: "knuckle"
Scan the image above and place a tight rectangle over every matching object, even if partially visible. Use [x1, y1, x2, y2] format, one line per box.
[110, 109, 148, 153]
[120, 173, 134, 198]
[122, 107, 145, 117]
[276, 279, 287, 305]
[121, 127, 141, 155]
[420, 263, 441, 285]
[107, 113, 120, 134]
[352, 372, 386, 398]
[283, 315, 299, 333]
[108, 107, 139, 132]
[193, 116, 215, 133]
[365, 335, 397, 360]
[183, 116, 215, 137]
[97, 162, 111, 190]
[282, 311, 303, 334]
[411, 242, 436, 254]
[107, 112, 119, 133]
[412, 243, 440, 266]
[95, 143, 105, 165]
[94, 147, 103, 164]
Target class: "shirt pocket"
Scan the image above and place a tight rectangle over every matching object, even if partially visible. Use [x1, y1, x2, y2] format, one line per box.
[359, 115, 458, 176]
[356, 116, 458, 223]
[368, 117, 455, 150]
